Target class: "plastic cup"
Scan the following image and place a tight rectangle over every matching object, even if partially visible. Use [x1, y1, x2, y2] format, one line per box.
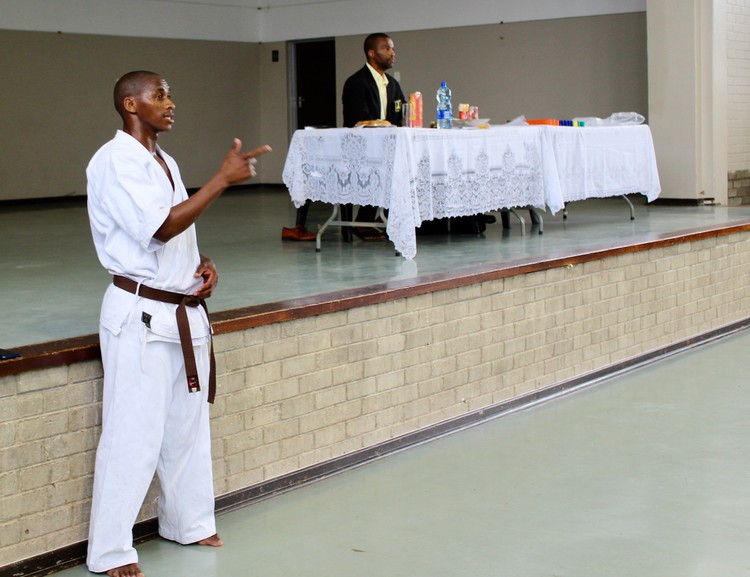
[402, 102, 411, 127]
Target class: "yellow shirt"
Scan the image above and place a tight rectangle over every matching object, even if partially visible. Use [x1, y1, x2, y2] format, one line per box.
[366, 62, 389, 120]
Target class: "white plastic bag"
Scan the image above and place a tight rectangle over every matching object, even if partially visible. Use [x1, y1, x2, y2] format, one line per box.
[505, 115, 527, 126]
[607, 112, 645, 125]
[573, 112, 645, 126]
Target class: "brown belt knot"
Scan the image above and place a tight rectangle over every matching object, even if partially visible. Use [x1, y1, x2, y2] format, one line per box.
[113, 275, 216, 403]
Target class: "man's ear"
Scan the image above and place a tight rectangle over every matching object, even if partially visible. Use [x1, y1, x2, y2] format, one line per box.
[123, 96, 137, 114]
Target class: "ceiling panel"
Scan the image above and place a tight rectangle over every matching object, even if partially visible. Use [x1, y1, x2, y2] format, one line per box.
[142, 0, 347, 7]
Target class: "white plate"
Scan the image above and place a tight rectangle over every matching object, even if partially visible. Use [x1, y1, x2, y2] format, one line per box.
[453, 118, 490, 127]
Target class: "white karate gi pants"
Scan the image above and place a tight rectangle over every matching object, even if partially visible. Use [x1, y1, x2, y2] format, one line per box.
[87, 314, 215, 573]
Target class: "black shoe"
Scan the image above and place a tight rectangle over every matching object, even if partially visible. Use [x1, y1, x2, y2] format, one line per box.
[352, 227, 387, 241]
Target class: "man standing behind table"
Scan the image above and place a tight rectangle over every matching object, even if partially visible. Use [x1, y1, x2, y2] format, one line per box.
[86, 70, 270, 577]
[341, 32, 406, 240]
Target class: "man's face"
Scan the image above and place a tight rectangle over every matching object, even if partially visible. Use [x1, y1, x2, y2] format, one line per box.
[368, 37, 396, 73]
[128, 76, 175, 133]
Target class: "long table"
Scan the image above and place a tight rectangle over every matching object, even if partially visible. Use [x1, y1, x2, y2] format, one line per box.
[283, 124, 661, 259]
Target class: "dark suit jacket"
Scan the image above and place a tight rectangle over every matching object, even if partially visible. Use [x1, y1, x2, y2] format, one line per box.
[342, 65, 406, 128]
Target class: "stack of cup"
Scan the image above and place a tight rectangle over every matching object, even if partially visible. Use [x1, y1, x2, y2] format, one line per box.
[402, 102, 411, 127]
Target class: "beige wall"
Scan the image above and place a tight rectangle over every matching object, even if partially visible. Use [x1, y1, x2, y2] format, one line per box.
[1, 12, 647, 201]
[2, 229, 748, 568]
[258, 41, 291, 184]
[0, 30, 262, 200]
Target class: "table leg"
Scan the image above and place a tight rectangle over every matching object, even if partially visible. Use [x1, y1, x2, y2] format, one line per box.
[315, 203, 341, 252]
[621, 195, 635, 220]
[528, 207, 544, 235]
[507, 208, 526, 236]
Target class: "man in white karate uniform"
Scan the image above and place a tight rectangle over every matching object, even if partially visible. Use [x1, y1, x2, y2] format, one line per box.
[86, 70, 270, 577]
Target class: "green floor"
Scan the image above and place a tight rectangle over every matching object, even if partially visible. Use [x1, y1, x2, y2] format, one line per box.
[53, 328, 750, 577]
[3, 189, 750, 348]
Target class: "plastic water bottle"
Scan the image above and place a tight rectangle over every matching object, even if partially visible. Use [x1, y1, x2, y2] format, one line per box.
[436, 81, 452, 129]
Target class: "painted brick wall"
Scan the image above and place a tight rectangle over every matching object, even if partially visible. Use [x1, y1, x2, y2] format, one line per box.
[728, 0, 750, 175]
[2, 232, 750, 568]
[728, 169, 750, 206]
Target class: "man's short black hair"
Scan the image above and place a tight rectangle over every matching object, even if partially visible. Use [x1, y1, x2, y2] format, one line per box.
[113, 70, 160, 115]
[364, 33, 391, 55]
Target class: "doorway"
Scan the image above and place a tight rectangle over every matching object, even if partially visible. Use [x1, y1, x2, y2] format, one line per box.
[288, 38, 337, 134]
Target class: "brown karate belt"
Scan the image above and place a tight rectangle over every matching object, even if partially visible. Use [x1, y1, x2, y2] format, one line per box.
[113, 275, 216, 403]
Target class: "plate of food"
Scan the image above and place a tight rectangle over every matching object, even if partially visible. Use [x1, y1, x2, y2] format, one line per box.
[453, 118, 490, 128]
[355, 119, 392, 128]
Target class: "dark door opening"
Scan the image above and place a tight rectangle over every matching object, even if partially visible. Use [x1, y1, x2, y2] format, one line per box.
[291, 39, 337, 130]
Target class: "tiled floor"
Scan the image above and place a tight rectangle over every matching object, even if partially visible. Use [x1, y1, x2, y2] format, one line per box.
[4, 189, 750, 348]
[51, 327, 750, 577]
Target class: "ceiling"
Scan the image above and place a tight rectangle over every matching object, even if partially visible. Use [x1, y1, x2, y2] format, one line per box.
[144, 0, 350, 8]
[2, 0, 646, 45]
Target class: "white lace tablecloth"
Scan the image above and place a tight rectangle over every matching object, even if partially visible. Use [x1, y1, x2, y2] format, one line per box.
[543, 124, 661, 203]
[283, 125, 660, 258]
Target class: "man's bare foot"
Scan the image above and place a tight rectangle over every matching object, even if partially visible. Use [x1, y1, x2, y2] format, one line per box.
[195, 533, 223, 547]
[106, 563, 145, 577]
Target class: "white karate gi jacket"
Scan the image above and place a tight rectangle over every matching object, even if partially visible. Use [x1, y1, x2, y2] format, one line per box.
[87, 129, 210, 343]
